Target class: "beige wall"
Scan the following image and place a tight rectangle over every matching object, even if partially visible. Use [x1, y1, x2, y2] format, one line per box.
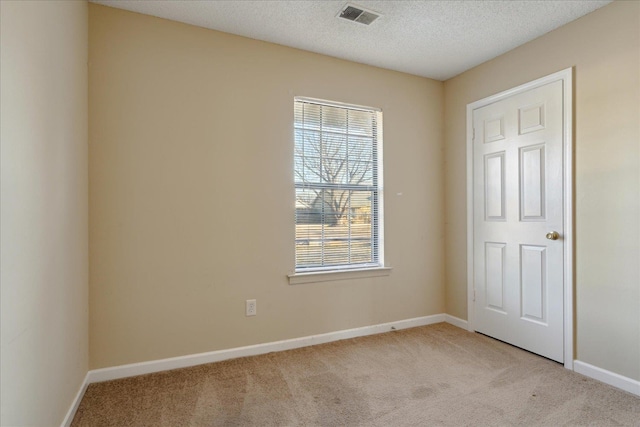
[444, 0, 640, 380]
[0, 1, 89, 425]
[89, 5, 444, 369]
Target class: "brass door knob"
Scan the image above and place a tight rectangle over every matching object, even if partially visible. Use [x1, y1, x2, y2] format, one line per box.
[546, 231, 560, 240]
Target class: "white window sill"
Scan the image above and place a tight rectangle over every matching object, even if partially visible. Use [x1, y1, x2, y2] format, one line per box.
[288, 267, 392, 285]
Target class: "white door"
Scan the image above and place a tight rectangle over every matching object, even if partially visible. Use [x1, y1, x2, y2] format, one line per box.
[472, 79, 565, 363]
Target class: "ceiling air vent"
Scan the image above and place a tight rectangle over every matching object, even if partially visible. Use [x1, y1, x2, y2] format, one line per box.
[338, 4, 380, 25]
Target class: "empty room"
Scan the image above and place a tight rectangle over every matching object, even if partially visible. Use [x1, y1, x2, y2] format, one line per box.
[1, 0, 639, 426]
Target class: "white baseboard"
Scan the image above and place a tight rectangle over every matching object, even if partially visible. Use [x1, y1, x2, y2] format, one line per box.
[87, 314, 447, 384]
[444, 314, 468, 330]
[574, 360, 640, 397]
[60, 372, 89, 427]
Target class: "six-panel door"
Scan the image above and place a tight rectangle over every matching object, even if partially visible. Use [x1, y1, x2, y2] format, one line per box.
[473, 80, 564, 363]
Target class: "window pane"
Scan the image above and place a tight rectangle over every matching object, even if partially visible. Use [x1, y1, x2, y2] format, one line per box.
[322, 106, 347, 133]
[295, 102, 321, 130]
[323, 241, 350, 266]
[348, 109, 375, 137]
[347, 136, 374, 162]
[322, 130, 346, 183]
[296, 238, 323, 268]
[295, 188, 320, 224]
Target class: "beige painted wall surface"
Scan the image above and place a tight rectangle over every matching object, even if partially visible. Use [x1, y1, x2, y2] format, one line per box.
[444, 0, 640, 380]
[0, 1, 89, 425]
[89, 5, 444, 369]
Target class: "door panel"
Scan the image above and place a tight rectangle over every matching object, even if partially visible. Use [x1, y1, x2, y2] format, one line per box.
[520, 245, 546, 323]
[484, 152, 505, 220]
[485, 242, 506, 312]
[520, 144, 546, 220]
[473, 80, 564, 363]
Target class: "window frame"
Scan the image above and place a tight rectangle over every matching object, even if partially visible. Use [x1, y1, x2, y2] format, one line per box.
[290, 97, 387, 283]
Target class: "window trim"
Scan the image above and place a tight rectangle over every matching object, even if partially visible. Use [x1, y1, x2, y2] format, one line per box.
[288, 266, 392, 285]
[295, 97, 382, 113]
[293, 96, 385, 276]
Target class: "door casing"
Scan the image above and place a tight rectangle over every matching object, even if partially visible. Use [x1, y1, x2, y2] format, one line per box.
[466, 68, 574, 370]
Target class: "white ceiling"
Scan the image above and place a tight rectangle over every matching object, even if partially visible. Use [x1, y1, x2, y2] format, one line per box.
[90, 0, 611, 81]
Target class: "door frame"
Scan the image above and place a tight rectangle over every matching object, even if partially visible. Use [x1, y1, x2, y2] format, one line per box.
[466, 68, 574, 370]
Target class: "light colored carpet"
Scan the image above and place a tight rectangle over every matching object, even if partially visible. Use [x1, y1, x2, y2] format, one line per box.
[72, 323, 640, 426]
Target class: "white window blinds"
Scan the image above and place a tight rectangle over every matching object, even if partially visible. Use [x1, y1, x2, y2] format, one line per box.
[294, 97, 383, 272]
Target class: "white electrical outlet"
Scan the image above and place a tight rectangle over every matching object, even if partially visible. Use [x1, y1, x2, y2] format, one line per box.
[246, 299, 257, 316]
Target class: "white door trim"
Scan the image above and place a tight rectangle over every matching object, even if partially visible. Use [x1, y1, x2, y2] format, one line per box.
[466, 68, 573, 370]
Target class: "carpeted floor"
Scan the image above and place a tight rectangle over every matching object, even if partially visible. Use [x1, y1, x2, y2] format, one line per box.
[72, 323, 640, 426]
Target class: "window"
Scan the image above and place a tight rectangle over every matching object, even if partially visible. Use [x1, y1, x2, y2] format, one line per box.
[294, 97, 383, 274]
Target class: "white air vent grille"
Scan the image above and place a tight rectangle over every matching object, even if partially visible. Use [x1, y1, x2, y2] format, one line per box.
[338, 4, 380, 25]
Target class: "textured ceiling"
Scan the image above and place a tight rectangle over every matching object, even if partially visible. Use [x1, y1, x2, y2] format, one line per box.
[90, 0, 611, 81]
